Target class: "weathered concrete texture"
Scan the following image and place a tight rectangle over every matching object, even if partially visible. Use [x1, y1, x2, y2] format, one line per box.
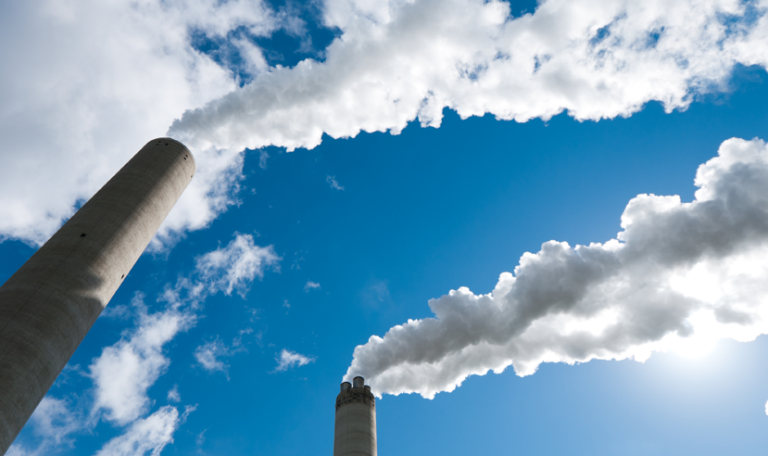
[334, 377, 377, 456]
[0, 138, 195, 454]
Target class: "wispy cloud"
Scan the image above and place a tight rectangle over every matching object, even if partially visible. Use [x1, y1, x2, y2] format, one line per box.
[6, 397, 83, 456]
[361, 279, 390, 307]
[195, 339, 231, 374]
[195, 429, 208, 448]
[259, 150, 269, 170]
[167, 385, 181, 403]
[326, 176, 345, 191]
[194, 329, 253, 378]
[304, 281, 321, 292]
[91, 234, 278, 424]
[93, 405, 195, 456]
[196, 233, 280, 298]
[274, 349, 315, 372]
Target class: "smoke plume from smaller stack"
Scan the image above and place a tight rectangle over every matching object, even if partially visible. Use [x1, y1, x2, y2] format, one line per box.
[345, 137, 768, 399]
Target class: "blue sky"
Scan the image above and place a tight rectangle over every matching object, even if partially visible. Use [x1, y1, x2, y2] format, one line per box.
[3, 0, 768, 455]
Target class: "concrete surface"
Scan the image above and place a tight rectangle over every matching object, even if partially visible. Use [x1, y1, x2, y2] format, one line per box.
[0, 138, 195, 454]
[334, 377, 377, 456]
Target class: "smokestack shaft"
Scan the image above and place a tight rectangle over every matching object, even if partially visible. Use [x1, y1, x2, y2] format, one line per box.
[0, 138, 195, 454]
[334, 377, 377, 456]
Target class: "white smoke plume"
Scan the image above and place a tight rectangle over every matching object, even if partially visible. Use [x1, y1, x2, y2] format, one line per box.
[345, 137, 768, 399]
[3, 0, 768, 247]
[169, 0, 768, 154]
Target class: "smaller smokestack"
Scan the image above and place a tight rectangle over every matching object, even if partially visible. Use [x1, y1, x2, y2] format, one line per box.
[333, 377, 377, 456]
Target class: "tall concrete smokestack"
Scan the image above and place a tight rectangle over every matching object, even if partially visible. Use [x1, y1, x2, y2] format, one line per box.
[0, 138, 195, 454]
[333, 376, 377, 456]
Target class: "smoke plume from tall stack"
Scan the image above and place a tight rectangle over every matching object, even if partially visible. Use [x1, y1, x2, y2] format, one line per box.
[345, 137, 768, 399]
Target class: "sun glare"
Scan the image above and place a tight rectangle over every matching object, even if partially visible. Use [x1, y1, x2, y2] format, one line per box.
[670, 333, 718, 359]
[665, 309, 724, 359]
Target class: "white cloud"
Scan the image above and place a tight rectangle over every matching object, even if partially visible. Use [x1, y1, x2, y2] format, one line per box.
[346, 137, 768, 399]
[91, 233, 278, 424]
[167, 385, 181, 403]
[195, 429, 208, 448]
[0, 0, 280, 246]
[89, 299, 196, 425]
[361, 279, 390, 307]
[100, 303, 132, 321]
[195, 428, 208, 448]
[9, 232, 277, 454]
[27, 397, 81, 447]
[196, 234, 280, 297]
[93, 405, 191, 456]
[275, 349, 316, 372]
[169, 0, 768, 157]
[6, 397, 82, 456]
[259, 150, 270, 169]
[195, 339, 230, 373]
[326, 176, 345, 191]
[4, 446, 28, 456]
[194, 328, 255, 377]
[304, 281, 321, 292]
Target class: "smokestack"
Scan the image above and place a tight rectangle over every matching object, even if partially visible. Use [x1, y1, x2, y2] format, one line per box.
[334, 376, 377, 456]
[0, 138, 195, 454]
